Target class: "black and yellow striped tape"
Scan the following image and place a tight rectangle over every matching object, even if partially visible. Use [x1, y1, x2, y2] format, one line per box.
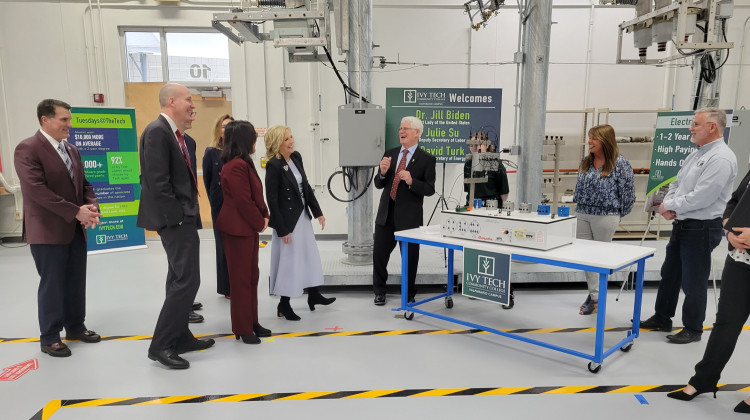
[2, 324, 736, 343]
[30, 383, 750, 419]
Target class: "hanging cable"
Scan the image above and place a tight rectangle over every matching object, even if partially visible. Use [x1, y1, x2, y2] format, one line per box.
[326, 167, 375, 202]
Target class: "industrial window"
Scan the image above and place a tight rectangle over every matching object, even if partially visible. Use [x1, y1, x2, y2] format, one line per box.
[123, 29, 230, 84]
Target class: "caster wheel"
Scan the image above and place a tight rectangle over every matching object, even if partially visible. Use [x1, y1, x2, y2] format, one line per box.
[587, 362, 601, 373]
[445, 297, 454, 309]
[404, 311, 415, 320]
[620, 343, 634, 352]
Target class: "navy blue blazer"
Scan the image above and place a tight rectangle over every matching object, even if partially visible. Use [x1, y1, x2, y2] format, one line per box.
[136, 115, 199, 231]
[374, 146, 436, 230]
[265, 151, 322, 238]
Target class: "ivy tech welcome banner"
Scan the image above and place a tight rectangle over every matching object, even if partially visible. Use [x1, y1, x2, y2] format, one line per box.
[385, 88, 502, 163]
[70, 107, 146, 253]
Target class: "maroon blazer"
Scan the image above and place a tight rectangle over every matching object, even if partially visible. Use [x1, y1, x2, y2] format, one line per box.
[215, 158, 269, 236]
[14, 131, 97, 244]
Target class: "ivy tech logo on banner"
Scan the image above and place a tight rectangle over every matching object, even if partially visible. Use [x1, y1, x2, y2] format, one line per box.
[463, 248, 511, 306]
[404, 90, 417, 103]
[478, 255, 494, 276]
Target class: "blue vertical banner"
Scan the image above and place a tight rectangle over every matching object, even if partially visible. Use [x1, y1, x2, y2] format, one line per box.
[70, 107, 146, 253]
[385, 88, 502, 163]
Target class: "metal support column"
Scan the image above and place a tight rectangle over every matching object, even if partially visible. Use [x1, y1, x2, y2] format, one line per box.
[516, 0, 553, 206]
[341, 0, 374, 265]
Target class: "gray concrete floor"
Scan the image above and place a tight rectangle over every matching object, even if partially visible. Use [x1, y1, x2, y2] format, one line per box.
[1, 235, 748, 420]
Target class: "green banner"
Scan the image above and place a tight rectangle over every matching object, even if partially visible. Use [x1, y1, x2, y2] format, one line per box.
[647, 110, 733, 197]
[463, 248, 511, 305]
[71, 107, 145, 252]
[72, 113, 133, 129]
[385, 88, 502, 163]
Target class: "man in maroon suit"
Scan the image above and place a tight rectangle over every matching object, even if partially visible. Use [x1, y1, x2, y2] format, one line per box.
[14, 99, 102, 357]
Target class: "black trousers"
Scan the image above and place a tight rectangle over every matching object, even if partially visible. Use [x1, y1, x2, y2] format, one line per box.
[150, 220, 200, 353]
[373, 201, 419, 297]
[689, 256, 750, 390]
[30, 225, 88, 346]
[212, 227, 230, 296]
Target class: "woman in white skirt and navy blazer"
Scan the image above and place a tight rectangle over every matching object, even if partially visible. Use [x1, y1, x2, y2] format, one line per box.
[264, 125, 335, 320]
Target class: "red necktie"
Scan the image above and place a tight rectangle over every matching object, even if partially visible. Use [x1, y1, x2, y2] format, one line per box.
[389, 149, 409, 200]
[176, 130, 198, 191]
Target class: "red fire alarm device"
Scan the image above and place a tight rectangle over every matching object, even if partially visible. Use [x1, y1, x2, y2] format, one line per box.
[93, 93, 105, 103]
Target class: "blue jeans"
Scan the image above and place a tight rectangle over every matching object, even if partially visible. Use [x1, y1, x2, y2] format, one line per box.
[654, 218, 723, 333]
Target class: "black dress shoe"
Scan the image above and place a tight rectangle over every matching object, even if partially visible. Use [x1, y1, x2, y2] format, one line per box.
[188, 311, 204, 323]
[253, 323, 272, 338]
[148, 350, 189, 369]
[735, 400, 750, 413]
[41, 342, 72, 357]
[639, 315, 672, 332]
[374, 293, 386, 306]
[65, 330, 101, 343]
[667, 329, 702, 344]
[192, 302, 203, 310]
[176, 338, 215, 354]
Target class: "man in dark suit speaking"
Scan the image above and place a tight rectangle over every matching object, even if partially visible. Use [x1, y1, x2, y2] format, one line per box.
[137, 83, 214, 369]
[14, 99, 102, 357]
[373, 116, 436, 305]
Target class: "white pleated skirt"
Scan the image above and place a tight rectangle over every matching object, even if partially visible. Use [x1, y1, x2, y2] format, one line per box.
[269, 213, 324, 297]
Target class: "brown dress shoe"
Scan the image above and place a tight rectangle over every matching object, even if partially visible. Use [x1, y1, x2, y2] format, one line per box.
[41, 342, 72, 357]
[65, 330, 101, 343]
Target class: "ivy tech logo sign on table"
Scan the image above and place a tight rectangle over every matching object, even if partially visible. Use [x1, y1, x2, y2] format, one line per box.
[463, 248, 511, 306]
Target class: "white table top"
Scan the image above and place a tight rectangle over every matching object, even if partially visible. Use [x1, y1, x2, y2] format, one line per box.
[395, 226, 656, 270]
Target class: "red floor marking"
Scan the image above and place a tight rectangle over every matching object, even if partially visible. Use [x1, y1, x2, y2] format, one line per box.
[0, 358, 38, 381]
[324, 326, 343, 332]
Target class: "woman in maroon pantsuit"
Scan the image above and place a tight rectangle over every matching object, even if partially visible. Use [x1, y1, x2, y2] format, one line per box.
[214, 120, 270, 344]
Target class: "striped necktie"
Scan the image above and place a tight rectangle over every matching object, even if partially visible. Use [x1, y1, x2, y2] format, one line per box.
[58, 142, 74, 180]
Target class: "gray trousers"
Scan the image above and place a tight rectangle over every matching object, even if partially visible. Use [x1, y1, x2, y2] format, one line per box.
[575, 212, 620, 299]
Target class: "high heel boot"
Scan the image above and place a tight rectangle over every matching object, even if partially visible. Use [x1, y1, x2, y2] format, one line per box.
[667, 385, 717, 401]
[235, 334, 261, 344]
[253, 323, 272, 338]
[307, 287, 336, 311]
[277, 297, 301, 321]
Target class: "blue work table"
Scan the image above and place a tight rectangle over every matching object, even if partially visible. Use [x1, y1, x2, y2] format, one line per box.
[393, 226, 655, 373]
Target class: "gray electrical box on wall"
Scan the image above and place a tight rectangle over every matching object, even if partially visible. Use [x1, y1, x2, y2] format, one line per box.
[338, 104, 385, 166]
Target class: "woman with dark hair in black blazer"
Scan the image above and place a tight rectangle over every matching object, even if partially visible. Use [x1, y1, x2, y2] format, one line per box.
[214, 120, 271, 344]
[203, 113, 233, 298]
[264, 125, 334, 321]
[667, 169, 750, 414]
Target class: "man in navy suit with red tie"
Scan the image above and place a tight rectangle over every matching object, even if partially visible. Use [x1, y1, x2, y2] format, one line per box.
[372, 116, 436, 305]
[137, 83, 214, 369]
[14, 99, 102, 357]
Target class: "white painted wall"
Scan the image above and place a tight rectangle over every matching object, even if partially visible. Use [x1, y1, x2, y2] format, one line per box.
[0, 0, 748, 237]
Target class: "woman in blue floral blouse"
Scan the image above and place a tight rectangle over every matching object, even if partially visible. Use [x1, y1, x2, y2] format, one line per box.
[573, 124, 635, 315]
